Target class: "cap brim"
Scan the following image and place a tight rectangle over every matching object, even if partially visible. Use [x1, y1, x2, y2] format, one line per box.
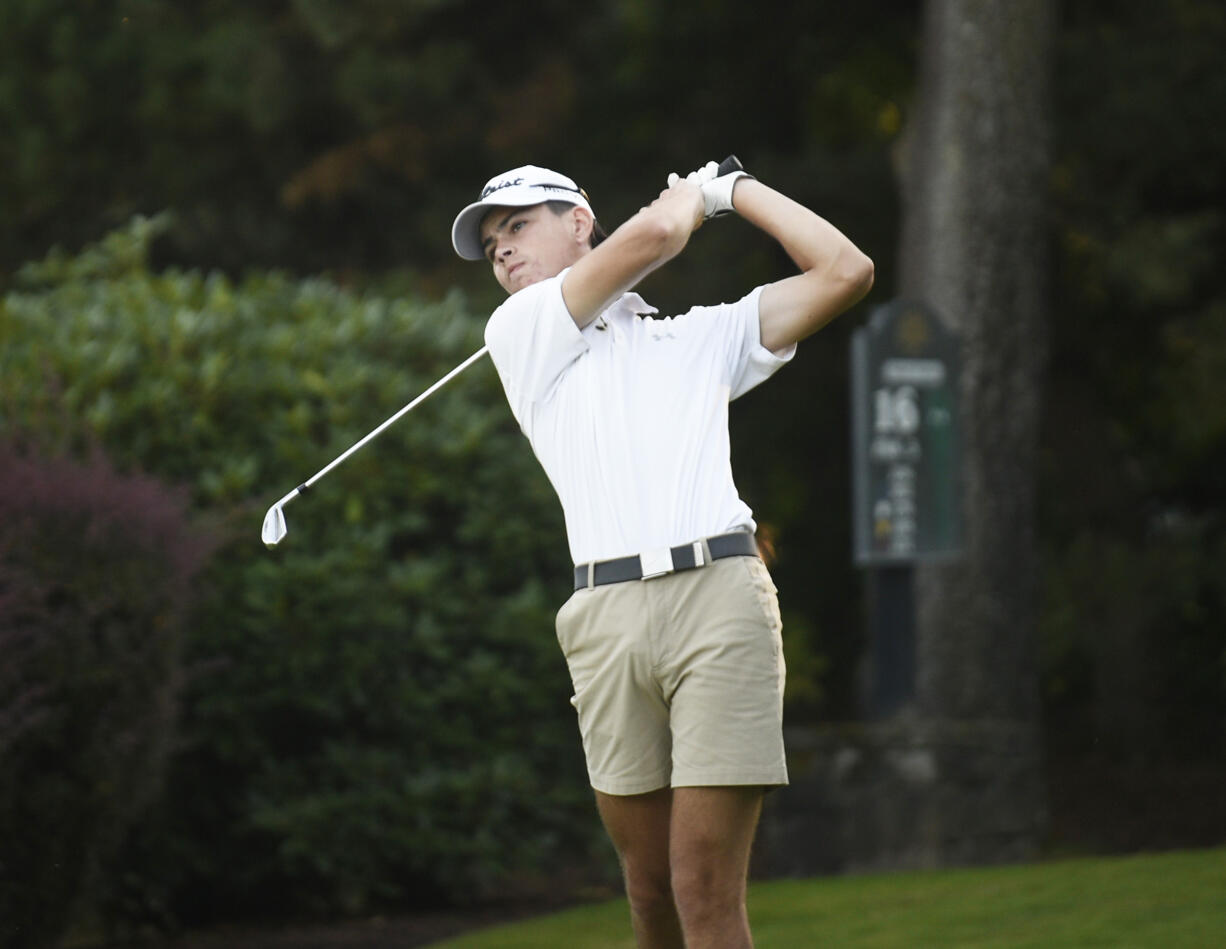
[451, 185, 593, 261]
[451, 201, 496, 260]
[451, 191, 563, 261]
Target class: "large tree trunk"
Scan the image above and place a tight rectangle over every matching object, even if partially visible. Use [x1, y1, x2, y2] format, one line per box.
[759, 0, 1057, 876]
[900, 0, 1054, 725]
[896, 0, 1055, 862]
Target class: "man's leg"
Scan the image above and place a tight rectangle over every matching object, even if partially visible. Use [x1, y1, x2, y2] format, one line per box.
[595, 788, 685, 949]
[669, 786, 764, 949]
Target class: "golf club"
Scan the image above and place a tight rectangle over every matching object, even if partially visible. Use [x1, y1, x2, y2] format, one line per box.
[261, 345, 488, 547]
[261, 155, 744, 548]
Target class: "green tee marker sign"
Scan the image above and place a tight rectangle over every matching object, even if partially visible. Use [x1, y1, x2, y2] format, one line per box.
[851, 300, 962, 565]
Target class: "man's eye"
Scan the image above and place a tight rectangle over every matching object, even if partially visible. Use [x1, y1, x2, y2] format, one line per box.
[511, 220, 525, 232]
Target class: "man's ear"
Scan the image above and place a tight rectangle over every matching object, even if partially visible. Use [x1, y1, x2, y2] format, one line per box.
[570, 206, 594, 246]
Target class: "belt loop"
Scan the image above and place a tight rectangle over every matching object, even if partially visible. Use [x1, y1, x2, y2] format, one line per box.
[701, 537, 714, 564]
[586, 561, 595, 591]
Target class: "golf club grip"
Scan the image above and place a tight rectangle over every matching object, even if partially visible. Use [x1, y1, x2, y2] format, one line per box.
[717, 155, 743, 176]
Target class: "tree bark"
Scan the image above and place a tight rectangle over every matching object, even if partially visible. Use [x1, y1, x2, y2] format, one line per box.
[899, 0, 1056, 724]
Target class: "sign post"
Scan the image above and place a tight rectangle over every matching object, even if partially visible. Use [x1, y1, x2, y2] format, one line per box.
[851, 300, 962, 715]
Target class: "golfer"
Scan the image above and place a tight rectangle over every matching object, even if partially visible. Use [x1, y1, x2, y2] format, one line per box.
[451, 159, 873, 949]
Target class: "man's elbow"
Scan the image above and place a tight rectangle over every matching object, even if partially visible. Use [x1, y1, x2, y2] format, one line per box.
[633, 208, 690, 259]
[841, 250, 875, 304]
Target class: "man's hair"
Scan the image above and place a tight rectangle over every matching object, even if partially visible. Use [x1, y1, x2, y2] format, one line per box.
[546, 200, 607, 249]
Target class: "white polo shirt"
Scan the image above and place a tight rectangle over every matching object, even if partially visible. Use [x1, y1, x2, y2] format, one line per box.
[484, 270, 795, 565]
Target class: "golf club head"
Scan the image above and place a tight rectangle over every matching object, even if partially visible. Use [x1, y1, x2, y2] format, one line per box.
[261, 503, 288, 547]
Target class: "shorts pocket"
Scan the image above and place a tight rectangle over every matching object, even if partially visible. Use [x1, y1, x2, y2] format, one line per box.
[554, 590, 584, 653]
[740, 557, 782, 620]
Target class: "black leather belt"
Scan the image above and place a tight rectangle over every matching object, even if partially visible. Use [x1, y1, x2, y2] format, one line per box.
[573, 531, 758, 590]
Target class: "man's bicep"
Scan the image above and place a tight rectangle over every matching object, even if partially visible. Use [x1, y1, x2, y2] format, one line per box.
[758, 272, 852, 352]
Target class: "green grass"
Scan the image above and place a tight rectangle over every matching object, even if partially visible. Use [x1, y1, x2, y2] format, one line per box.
[424, 847, 1226, 948]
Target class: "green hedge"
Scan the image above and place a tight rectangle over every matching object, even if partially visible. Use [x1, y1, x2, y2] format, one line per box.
[1, 217, 596, 930]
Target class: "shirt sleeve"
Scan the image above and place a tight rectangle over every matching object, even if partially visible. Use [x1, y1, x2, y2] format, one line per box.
[676, 286, 797, 401]
[731, 286, 797, 399]
[483, 272, 588, 432]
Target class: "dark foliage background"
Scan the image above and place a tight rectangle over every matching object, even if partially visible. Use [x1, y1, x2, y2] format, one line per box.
[1, 0, 1224, 940]
[2, 222, 598, 937]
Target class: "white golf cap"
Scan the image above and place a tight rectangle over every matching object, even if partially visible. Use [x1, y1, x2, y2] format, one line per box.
[451, 165, 594, 260]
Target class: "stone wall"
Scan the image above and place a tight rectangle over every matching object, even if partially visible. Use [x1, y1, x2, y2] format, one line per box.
[756, 718, 1046, 878]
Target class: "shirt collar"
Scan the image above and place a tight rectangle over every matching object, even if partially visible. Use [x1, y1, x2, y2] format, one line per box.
[550, 269, 657, 321]
[607, 291, 658, 322]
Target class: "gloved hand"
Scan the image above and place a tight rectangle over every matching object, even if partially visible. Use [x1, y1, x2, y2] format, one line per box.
[667, 160, 752, 219]
[667, 160, 720, 190]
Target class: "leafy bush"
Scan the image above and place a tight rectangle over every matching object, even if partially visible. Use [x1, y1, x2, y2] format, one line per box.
[0, 447, 214, 949]
[1041, 529, 1226, 762]
[1, 216, 596, 929]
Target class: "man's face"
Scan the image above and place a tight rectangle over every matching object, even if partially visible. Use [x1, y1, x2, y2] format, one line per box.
[479, 203, 586, 295]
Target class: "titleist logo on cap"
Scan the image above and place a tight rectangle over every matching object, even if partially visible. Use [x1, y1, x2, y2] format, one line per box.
[480, 177, 579, 199]
[481, 178, 524, 198]
[453, 165, 591, 260]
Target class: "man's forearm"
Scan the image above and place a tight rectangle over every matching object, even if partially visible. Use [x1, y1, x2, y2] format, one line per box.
[730, 178, 866, 276]
[724, 176, 873, 350]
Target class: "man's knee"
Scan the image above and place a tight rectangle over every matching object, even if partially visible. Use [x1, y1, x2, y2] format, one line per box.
[624, 864, 676, 921]
[669, 847, 745, 926]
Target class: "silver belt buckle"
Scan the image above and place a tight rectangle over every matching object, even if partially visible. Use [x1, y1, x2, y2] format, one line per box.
[639, 547, 675, 580]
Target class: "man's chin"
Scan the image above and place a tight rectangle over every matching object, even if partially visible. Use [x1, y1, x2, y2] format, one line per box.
[509, 271, 545, 293]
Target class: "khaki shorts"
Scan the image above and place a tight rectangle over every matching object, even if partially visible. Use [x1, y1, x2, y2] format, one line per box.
[554, 555, 788, 796]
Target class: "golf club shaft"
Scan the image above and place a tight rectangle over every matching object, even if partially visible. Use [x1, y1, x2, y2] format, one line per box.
[294, 344, 489, 498]
[265, 156, 743, 544]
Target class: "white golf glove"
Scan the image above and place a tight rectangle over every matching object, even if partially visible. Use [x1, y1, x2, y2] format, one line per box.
[667, 160, 751, 219]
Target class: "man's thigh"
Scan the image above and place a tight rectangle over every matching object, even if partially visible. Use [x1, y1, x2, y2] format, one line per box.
[556, 584, 673, 795]
[595, 788, 674, 884]
[662, 558, 788, 789]
[594, 786, 763, 883]
[669, 786, 763, 880]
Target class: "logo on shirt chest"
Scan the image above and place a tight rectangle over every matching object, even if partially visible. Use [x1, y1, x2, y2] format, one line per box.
[639, 314, 677, 342]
